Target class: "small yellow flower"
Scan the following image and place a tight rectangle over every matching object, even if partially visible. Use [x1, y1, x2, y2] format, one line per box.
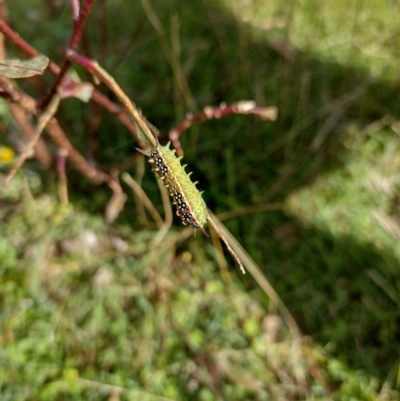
[0, 146, 15, 165]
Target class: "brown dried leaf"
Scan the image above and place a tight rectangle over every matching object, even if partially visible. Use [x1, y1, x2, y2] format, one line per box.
[0, 55, 49, 79]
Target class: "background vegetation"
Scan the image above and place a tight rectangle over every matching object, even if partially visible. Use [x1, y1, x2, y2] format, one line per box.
[1, 0, 400, 399]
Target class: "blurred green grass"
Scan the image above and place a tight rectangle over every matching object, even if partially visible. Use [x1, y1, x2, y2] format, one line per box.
[2, 0, 400, 399]
[0, 173, 394, 400]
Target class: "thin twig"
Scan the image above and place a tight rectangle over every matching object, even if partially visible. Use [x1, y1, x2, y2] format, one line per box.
[209, 225, 233, 287]
[0, 2, 8, 60]
[7, 93, 60, 183]
[0, 72, 122, 188]
[309, 85, 366, 152]
[39, 0, 97, 110]
[8, 103, 53, 167]
[206, 211, 245, 274]
[133, 155, 149, 226]
[0, 19, 139, 141]
[0, 75, 37, 114]
[0, 19, 60, 74]
[152, 176, 173, 247]
[57, 148, 69, 204]
[207, 210, 300, 336]
[67, 51, 156, 147]
[70, 0, 80, 20]
[140, 0, 197, 112]
[122, 172, 164, 227]
[104, 184, 127, 223]
[167, 102, 278, 155]
[45, 117, 115, 185]
[367, 269, 400, 308]
[0, 13, 53, 168]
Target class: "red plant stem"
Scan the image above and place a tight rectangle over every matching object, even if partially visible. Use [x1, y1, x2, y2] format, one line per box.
[69, 0, 95, 49]
[167, 102, 278, 155]
[39, 0, 97, 109]
[0, 19, 60, 74]
[0, 19, 138, 139]
[0, 73, 120, 190]
[8, 103, 53, 167]
[56, 148, 68, 177]
[67, 51, 108, 80]
[91, 91, 138, 135]
[70, 0, 80, 20]
[0, 75, 37, 113]
[46, 118, 119, 189]
[67, 50, 156, 147]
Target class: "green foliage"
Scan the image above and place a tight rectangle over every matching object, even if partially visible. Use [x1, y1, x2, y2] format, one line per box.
[1, 176, 396, 400]
[2, 0, 400, 399]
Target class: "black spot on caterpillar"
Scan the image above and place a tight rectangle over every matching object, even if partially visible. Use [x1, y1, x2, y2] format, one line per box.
[137, 139, 208, 236]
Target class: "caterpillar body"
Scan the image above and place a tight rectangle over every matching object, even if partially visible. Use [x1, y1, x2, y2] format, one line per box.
[137, 141, 208, 236]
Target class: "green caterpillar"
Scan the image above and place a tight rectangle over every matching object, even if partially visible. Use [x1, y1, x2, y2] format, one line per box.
[137, 140, 208, 236]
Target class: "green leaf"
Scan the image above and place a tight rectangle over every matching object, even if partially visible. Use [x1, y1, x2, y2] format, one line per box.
[0, 55, 49, 78]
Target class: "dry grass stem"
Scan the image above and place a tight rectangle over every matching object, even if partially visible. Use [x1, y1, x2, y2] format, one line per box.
[57, 149, 69, 204]
[140, 0, 197, 112]
[122, 172, 164, 228]
[206, 211, 245, 274]
[8, 104, 53, 167]
[7, 93, 60, 184]
[367, 269, 400, 308]
[209, 225, 231, 282]
[207, 210, 300, 336]
[152, 176, 173, 247]
[134, 156, 149, 226]
[67, 51, 156, 148]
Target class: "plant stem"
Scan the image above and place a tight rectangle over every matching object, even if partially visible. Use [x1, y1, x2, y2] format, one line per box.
[168, 102, 278, 155]
[39, 0, 97, 109]
[0, 19, 139, 141]
[67, 50, 156, 147]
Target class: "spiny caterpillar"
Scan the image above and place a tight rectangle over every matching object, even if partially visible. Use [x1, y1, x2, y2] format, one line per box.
[137, 139, 208, 236]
